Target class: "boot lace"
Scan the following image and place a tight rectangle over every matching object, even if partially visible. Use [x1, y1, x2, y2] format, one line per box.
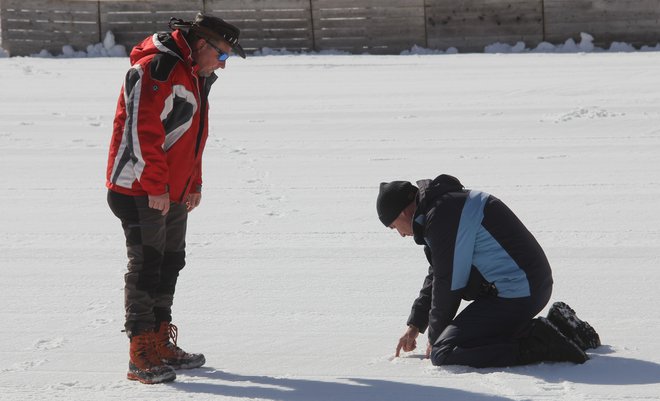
[131, 332, 162, 367]
[168, 324, 179, 348]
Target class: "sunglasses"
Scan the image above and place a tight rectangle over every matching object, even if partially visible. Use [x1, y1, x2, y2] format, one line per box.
[204, 39, 230, 62]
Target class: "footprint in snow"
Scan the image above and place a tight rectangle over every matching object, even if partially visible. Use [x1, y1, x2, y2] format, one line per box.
[86, 300, 110, 312]
[545, 107, 626, 123]
[2, 359, 47, 372]
[537, 155, 567, 160]
[230, 147, 247, 155]
[34, 337, 65, 351]
[50, 381, 79, 389]
[87, 318, 113, 329]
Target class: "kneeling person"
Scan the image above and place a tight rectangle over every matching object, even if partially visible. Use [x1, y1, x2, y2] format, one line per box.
[377, 174, 599, 368]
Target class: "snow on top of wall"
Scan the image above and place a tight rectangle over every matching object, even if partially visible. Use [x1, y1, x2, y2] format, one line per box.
[481, 33, 660, 54]
[28, 31, 127, 58]
[1, 31, 659, 59]
[404, 33, 660, 55]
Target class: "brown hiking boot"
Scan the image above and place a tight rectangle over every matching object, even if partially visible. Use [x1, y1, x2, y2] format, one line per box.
[127, 331, 176, 384]
[154, 322, 205, 369]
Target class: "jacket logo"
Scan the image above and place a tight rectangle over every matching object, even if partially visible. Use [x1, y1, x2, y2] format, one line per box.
[153, 84, 159, 91]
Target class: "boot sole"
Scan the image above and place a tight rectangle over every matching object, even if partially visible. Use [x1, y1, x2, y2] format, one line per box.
[127, 371, 176, 384]
[164, 355, 206, 370]
[127, 362, 176, 384]
[536, 317, 589, 364]
[548, 302, 601, 350]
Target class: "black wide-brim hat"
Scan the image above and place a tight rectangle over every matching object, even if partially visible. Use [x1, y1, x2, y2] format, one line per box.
[171, 13, 246, 58]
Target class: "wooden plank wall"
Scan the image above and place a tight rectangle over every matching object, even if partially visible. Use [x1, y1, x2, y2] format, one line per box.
[206, 0, 313, 52]
[425, 0, 544, 52]
[312, 0, 426, 54]
[100, 0, 315, 53]
[0, 0, 100, 55]
[99, 0, 201, 51]
[2, 0, 660, 55]
[544, 0, 660, 48]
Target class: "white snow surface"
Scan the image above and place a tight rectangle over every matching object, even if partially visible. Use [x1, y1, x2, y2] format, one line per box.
[0, 52, 659, 401]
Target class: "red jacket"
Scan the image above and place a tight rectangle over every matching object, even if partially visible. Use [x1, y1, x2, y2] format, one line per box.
[106, 30, 215, 203]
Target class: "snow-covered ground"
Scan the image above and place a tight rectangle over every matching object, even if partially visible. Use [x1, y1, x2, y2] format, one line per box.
[0, 51, 659, 400]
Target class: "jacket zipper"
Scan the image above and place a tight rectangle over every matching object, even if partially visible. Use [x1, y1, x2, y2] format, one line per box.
[179, 77, 207, 203]
[195, 78, 208, 158]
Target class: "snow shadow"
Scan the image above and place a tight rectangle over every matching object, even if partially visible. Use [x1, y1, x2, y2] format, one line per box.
[171, 369, 516, 401]
[515, 354, 660, 386]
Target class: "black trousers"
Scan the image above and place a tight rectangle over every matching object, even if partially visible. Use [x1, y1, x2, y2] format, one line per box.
[107, 190, 187, 337]
[430, 285, 552, 368]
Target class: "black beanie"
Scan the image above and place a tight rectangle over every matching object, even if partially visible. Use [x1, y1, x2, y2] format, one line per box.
[377, 181, 418, 227]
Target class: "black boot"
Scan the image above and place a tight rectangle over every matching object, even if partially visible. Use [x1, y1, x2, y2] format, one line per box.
[547, 302, 601, 351]
[518, 317, 589, 365]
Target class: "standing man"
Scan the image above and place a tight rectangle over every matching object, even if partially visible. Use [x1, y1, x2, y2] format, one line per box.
[377, 174, 600, 368]
[106, 13, 246, 384]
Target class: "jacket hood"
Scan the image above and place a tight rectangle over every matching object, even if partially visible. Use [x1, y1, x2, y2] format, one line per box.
[417, 174, 464, 205]
[413, 174, 465, 245]
[129, 30, 192, 66]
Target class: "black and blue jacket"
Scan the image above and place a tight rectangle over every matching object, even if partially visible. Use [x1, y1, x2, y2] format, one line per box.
[406, 174, 553, 345]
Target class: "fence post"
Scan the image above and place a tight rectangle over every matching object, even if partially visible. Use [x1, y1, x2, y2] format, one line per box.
[541, 0, 546, 42]
[423, 0, 428, 48]
[97, 1, 102, 43]
[0, 0, 7, 51]
[309, 0, 316, 52]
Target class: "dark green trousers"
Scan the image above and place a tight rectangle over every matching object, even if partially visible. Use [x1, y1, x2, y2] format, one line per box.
[107, 190, 187, 338]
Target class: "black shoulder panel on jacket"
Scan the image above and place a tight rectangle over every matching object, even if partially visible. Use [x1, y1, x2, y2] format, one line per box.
[150, 53, 179, 82]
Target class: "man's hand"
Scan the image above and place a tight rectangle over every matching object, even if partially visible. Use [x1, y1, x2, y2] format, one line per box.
[395, 325, 420, 357]
[186, 192, 202, 212]
[148, 193, 170, 215]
